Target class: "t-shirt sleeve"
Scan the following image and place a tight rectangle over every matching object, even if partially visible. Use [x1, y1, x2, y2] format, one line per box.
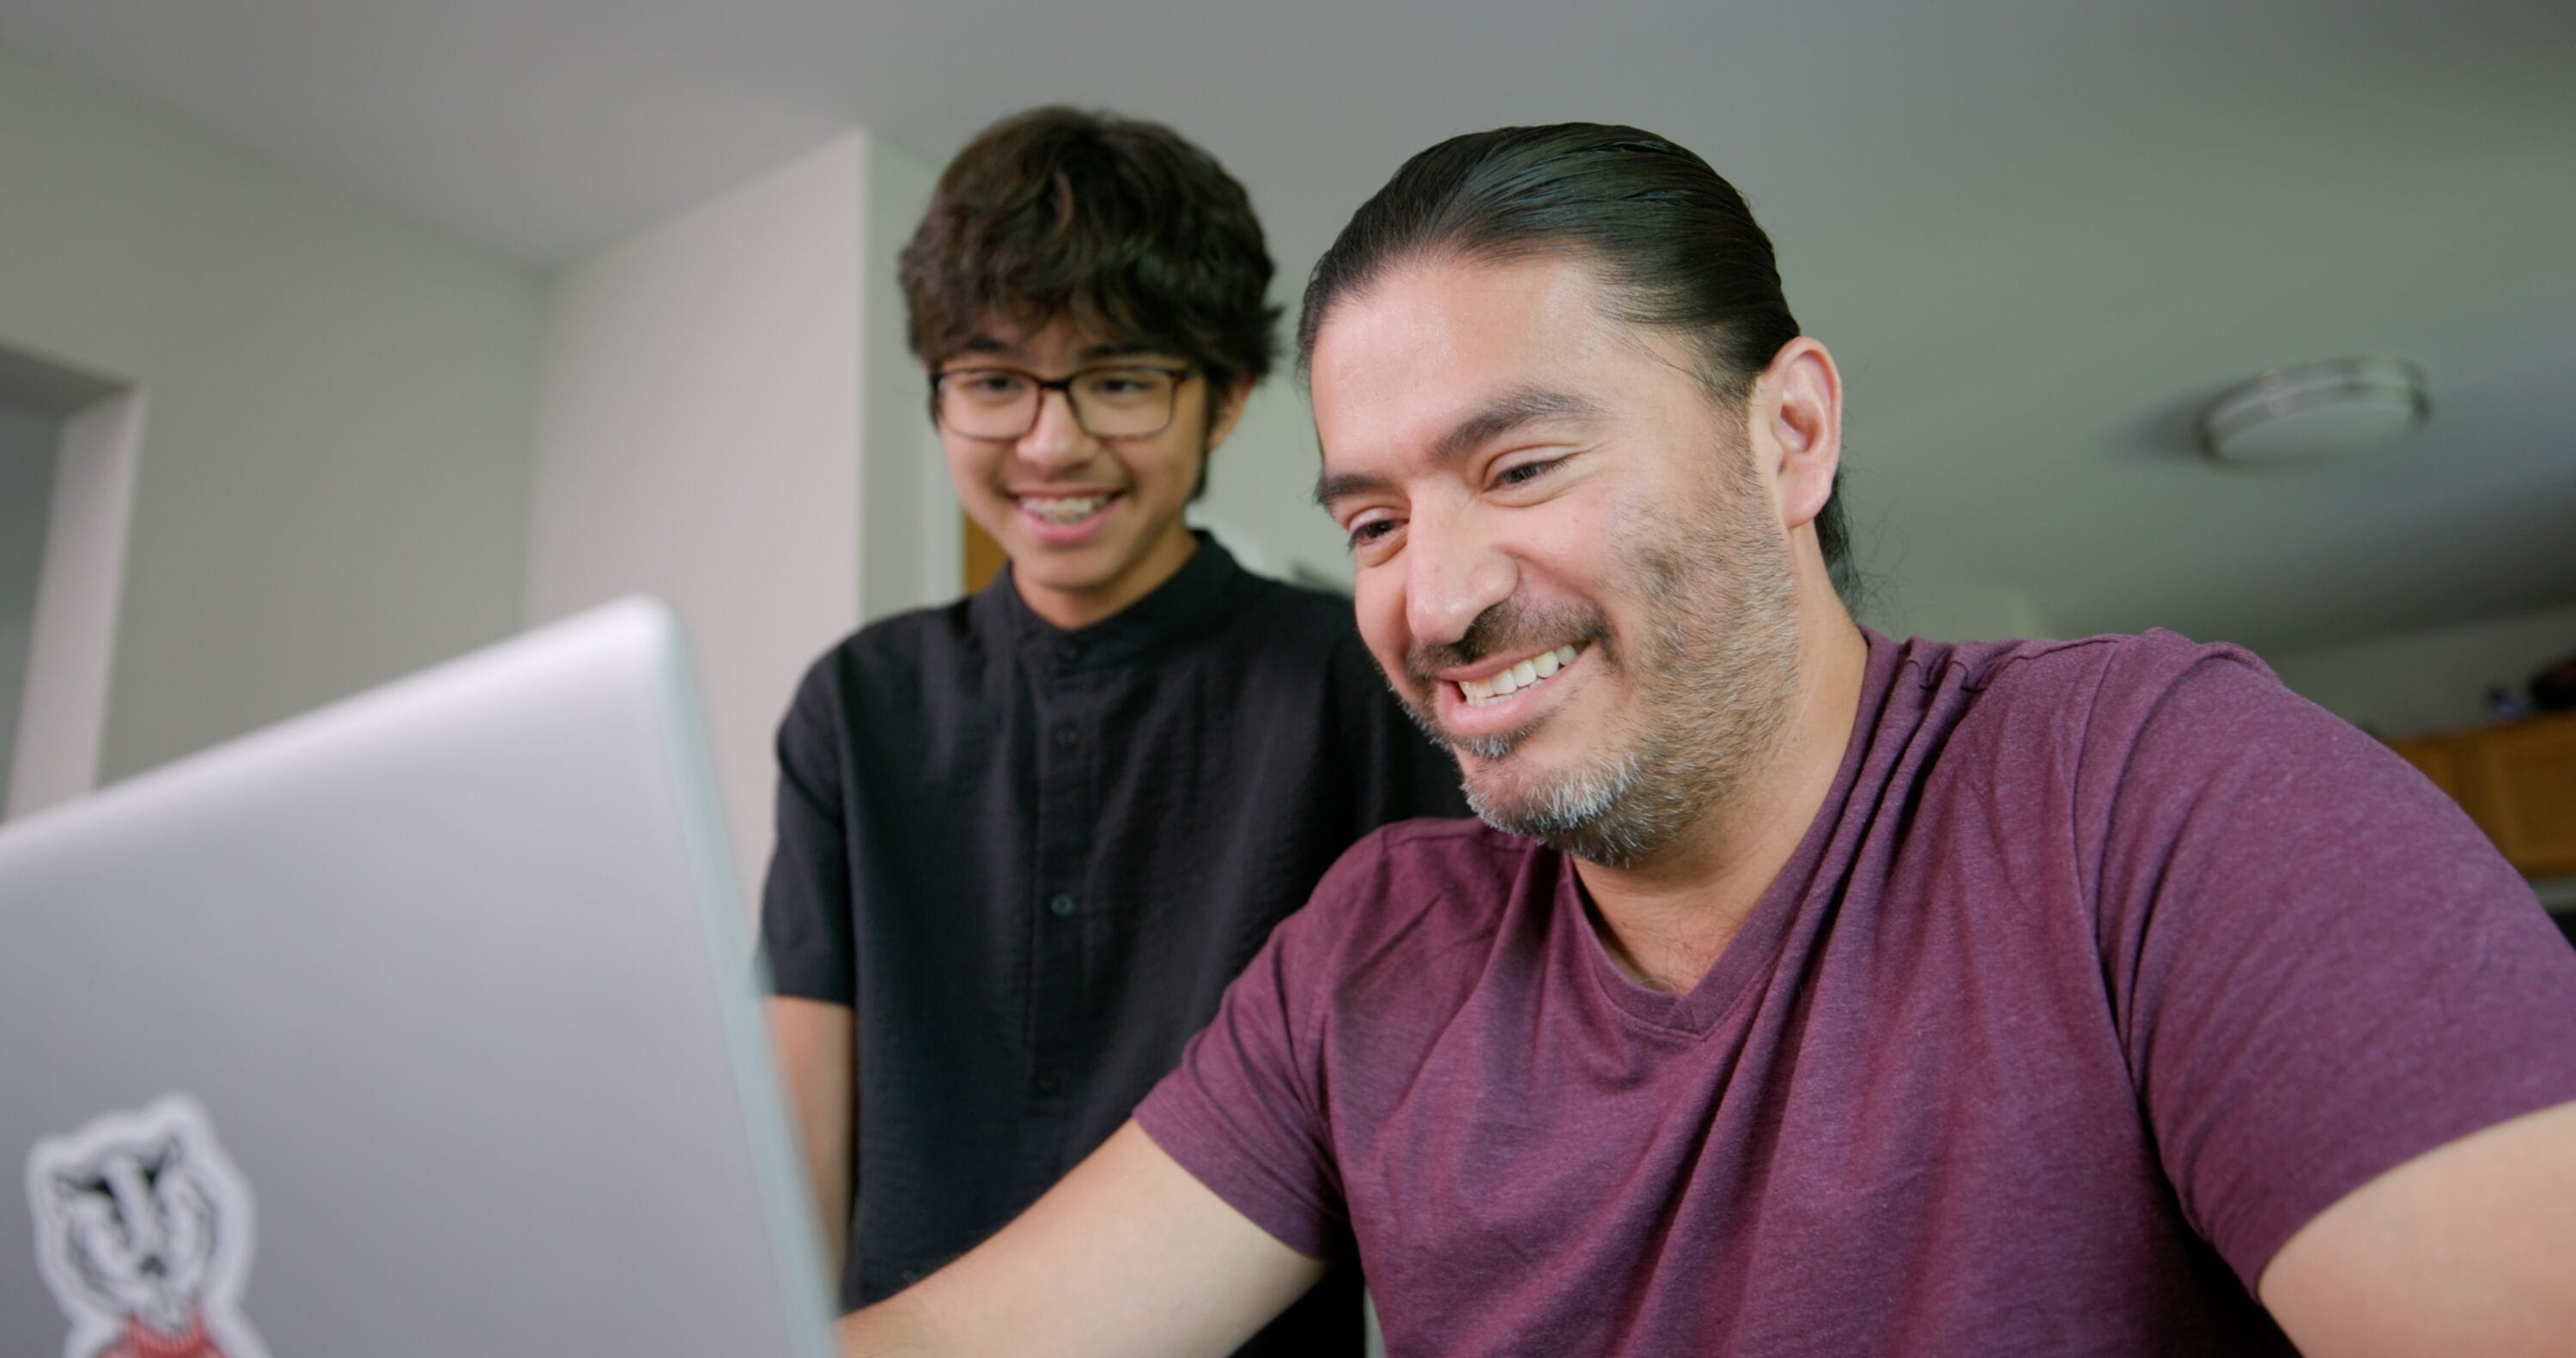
[2083, 640, 2576, 1291]
[756, 655, 857, 1005]
[1133, 836, 1376, 1263]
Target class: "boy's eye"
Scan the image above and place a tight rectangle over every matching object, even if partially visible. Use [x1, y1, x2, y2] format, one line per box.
[1078, 368, 1177, 404]
[956, 370, 1028, 398]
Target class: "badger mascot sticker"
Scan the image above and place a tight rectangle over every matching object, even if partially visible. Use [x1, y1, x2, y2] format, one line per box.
[26, 1094, 271, 1358]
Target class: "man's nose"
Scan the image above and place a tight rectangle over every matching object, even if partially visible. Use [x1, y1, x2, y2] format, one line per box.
[1015, 387, 1096, 473]
[1406, 510, 1518, 650]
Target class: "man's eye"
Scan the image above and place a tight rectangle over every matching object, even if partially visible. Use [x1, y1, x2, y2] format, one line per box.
[1346, 519, 1398, 550]
[1494, 458, 1561, 488]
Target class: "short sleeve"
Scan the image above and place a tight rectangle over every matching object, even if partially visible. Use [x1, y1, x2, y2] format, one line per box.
[757, 655, 857, 1004]
[1134, 837, 1382, 1262]
[2086, 641, 2576, 1289]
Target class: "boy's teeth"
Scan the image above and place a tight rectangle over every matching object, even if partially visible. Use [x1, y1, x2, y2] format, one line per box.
[1458, 644, 1583, 706]
[1021, 494, 1110, 524]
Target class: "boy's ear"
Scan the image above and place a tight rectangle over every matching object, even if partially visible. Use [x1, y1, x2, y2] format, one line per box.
[1206, 379, 1255, 452]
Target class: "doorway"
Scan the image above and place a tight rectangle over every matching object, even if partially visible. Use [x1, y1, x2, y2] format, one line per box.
[0, 403, 60, 801]
[0, 340, 139, 821]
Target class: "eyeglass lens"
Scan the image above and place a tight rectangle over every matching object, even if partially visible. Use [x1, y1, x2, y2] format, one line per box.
[939, 367, 1188, 440]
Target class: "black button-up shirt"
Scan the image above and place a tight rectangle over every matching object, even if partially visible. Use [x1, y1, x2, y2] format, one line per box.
[759, 537, 1466, 1349]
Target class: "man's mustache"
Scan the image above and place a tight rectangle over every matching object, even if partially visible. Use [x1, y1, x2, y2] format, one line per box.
[1403, 597, 1610, 690]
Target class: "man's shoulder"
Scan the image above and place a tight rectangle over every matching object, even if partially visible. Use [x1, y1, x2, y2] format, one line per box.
[1900, 628, 2288, 748]
[1294, 816, 1537, 943]
[1361, 814, 1532, 868]
[1905, 627, 2261, 701]
[1243, 815, 1539, 1029]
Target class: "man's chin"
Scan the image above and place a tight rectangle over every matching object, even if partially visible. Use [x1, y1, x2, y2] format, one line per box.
[1457, 754, 1580, 824]
[1435, 710, 1554, 765]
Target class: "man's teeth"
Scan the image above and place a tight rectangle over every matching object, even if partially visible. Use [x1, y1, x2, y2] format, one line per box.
[1020, 494, 1112, 525]
[1459, 645, 1582, 706]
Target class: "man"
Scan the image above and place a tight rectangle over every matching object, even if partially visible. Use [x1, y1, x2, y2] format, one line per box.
[834, 122, 2576, 1356]
[757, 107, 1464, 1355]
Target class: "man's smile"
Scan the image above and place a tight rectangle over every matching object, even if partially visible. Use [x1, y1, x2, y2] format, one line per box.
[1427, 640, 1596, 747]
[1455, 643, 1584, 706]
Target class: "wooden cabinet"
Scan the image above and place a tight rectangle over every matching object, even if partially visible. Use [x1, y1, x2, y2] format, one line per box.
[2390, 712, 2576, 876]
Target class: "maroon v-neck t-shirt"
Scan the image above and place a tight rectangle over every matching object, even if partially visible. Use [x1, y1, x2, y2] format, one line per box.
[1137, 629, 2576, 1355]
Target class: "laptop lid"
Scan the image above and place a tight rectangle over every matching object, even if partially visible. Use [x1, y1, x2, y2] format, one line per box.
[0, 598, 833, 1358]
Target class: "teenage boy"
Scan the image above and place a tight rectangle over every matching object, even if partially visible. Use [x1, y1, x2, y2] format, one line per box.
[756, 107, 1465, 1355]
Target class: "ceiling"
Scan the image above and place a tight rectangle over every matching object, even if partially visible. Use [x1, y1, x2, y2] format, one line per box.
[3, 0, 2570, 656]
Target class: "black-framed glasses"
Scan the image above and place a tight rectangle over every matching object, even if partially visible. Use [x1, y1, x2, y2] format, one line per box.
[929, 363, 1200, 440]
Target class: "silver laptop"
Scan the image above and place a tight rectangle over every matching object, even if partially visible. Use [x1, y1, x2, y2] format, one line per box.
[0, 599, 833, 1358]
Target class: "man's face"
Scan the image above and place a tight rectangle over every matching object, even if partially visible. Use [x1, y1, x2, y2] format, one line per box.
[1311, 254, 1801, 868]
[937, 315, 1238, 627]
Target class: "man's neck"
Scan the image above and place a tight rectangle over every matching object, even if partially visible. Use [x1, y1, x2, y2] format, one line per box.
[1576, 614, 1869, 993]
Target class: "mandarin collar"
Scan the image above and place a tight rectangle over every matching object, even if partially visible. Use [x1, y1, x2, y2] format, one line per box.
[973, 530, 1254, 670]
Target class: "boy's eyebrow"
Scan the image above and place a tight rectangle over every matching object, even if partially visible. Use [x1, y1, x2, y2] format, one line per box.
[948, 336, 1175, 366]
[1313, 386, 1604, 509]
[1078, 341, 1163, 362]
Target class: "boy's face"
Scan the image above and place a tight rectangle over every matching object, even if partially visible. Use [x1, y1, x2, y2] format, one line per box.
[935, 316, 1243, 630]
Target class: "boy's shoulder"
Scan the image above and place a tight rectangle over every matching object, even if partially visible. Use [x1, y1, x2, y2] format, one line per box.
[1230, 570, 1367, 642]
[783, 597, 982, 715]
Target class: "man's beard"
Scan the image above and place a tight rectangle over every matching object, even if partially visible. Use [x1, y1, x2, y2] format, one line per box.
[1399, 458, 1801, 870]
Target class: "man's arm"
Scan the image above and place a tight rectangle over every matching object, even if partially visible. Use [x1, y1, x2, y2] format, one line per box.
[769, 996, 855, 1274]
[838, 1120, 1326, 1358]
[2259, 1097, 2576, 1357]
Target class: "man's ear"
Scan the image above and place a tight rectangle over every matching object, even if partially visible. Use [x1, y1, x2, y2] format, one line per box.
[1204, 379, 1255, 453]
[1753, 337, 1844, 531]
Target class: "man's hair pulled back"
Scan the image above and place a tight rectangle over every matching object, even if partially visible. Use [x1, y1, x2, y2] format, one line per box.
[901, 106, 1279, 397]
[1298, 123, 1855, 600]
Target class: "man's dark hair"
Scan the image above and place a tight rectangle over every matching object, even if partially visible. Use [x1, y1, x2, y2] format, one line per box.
[900, 106, 1279, 401]
[1298, 123, 1856, 603]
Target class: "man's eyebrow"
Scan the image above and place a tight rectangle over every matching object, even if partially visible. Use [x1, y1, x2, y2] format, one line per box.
[1313, 387, 1605, 509]
[1313, 467, 1389, 510]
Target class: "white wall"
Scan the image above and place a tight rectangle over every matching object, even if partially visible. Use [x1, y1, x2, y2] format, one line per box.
[524, 130, 939, 912]
[0, 44, 545, 786]
[0, 403, 60, 792]
[1857, 579, 2056, 644]
[858, 139, 951, 624]
[1189, 382, 1354, 589]
[2263, 601, 2576, 740]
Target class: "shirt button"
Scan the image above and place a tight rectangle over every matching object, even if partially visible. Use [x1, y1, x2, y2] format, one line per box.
[1048, 892, 1078, 918]
[1053, 724, 1078, 749]
[1055, 640, 1084, 664]
[1034, 1070, 1063, 1094]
